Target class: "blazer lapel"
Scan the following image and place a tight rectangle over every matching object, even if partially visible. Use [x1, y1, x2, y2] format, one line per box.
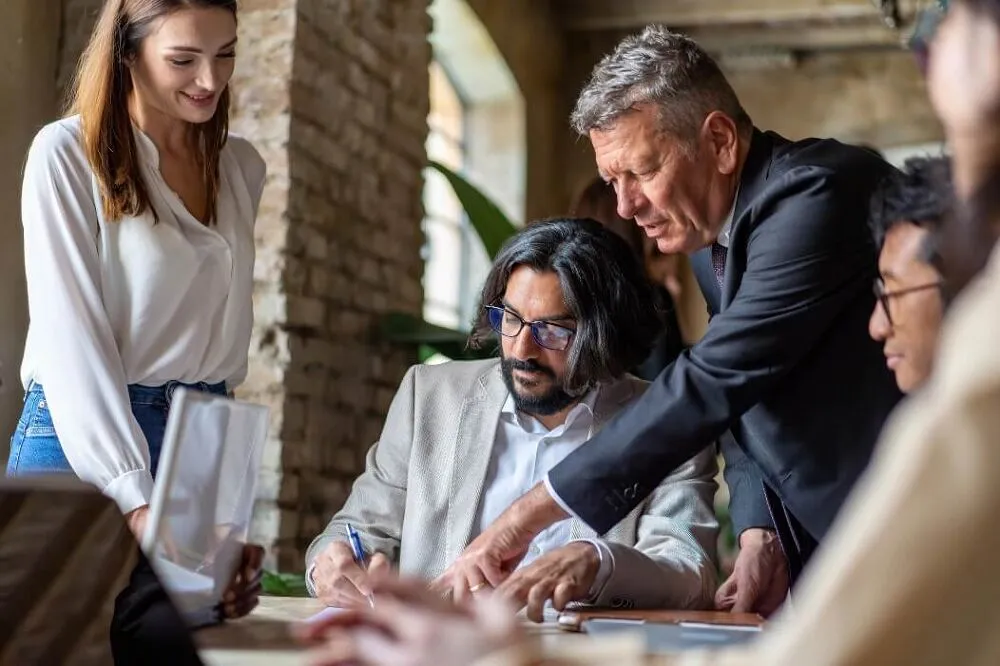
[568, 379, 636, 540]
[721, 128, 778, 309]
[690, 247, 721, 316]
[445, 365, 507, 564]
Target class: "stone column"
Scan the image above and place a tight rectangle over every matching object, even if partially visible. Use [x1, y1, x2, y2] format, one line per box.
[263, 0, 430, 570]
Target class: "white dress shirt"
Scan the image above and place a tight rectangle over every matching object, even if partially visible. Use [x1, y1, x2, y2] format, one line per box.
[19, 116, 266, 514]
[716, 188, 738, 248]
[475, 388, 613, 596]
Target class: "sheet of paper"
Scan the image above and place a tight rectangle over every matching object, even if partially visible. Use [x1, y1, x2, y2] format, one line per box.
[307, 603, 559, 625]
[516, 605, 561, 624]
[678, 621, 762, 632]
[306, 606, 349, 624]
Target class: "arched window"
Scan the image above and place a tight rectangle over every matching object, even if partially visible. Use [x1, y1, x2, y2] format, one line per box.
[422, 62, 473, 329]
[423, 0, 525, 332]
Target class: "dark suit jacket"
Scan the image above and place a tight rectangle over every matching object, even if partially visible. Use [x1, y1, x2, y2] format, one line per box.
[549, 129, 903, 544]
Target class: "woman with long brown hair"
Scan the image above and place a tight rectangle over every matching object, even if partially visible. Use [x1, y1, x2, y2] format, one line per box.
[7, 0, 265, 659]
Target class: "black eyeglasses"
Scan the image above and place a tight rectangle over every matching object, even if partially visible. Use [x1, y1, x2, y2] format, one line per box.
[873, 277, 943, 326]
[485, 305, 576, 351]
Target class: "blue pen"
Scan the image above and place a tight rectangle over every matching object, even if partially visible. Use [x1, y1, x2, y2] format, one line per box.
[346, 523, 376, 608]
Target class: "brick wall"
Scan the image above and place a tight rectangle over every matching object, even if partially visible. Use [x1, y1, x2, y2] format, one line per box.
[57, 0, 429, 572]
[256, 0, 430, 570]
[229, 0, 298, 571]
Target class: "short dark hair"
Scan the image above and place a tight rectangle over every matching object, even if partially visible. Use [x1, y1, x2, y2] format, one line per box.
[869, 156, 953, 254]
[469, 217, 661, 392]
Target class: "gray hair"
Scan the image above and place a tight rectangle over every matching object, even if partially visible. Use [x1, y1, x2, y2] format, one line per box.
[570, 25, 751, 144]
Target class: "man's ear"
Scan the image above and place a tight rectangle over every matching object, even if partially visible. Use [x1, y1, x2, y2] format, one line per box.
[702, 111, 740, 176]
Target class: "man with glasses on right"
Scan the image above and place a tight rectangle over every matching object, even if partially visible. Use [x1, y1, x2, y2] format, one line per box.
[869, 156, 952, 393]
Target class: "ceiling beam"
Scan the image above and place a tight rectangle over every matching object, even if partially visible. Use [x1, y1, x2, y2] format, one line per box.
[569, 22, 904, 59]
[554, 0, 921, 31]
[682, 21, 905, 52]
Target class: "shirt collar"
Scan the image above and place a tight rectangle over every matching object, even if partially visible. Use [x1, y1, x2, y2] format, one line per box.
[501, 384, 600, 434]
[131, 123, 161, 169]
[715, 187, 740, 248]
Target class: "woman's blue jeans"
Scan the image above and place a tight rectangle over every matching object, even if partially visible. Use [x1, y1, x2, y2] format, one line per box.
[7, 380, 226, 478]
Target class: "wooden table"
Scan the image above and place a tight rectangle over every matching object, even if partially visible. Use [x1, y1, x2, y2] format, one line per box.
[197, 596, 326, 666]
[196, 597, 763, 666]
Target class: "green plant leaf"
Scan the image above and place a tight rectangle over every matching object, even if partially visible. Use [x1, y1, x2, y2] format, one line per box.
[427, 160, 519, 260]
[380, 312, 495, 361]
[379, 312, 468, 345]
[261, 569, 310, 597]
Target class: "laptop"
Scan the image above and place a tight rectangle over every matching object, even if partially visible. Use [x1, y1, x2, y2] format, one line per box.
[584, 618, 762, 653]
[141, 387, 269, 628]
[0, 476, 139, 665]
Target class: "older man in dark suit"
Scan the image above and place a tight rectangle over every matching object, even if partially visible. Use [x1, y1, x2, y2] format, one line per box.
[435, 25, 902, 617]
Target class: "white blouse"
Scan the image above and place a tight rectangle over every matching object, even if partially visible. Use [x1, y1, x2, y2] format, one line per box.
[19, 116, 266, 515]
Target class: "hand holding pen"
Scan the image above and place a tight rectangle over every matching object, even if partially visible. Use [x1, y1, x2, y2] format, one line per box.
[310, 524, 391, 608]
[347, 523, 377, 609]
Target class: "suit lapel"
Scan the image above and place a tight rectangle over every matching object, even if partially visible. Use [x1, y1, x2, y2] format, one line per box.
[568, 379, 636, 540]
[721, 129, 777, 309]
[690, 247, 721, 316]
[445, 364, 507, 564]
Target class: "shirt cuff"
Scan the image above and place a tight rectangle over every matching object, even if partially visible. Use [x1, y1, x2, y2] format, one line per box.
[304, 537, 335, 598]
[104, 469, 154, 515]
[543, 473, 583, 521]
[572, 538, 615, 602]
[306, 562, 318, 597]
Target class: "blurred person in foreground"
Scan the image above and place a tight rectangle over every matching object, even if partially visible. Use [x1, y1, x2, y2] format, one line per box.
[300, 2, 1000, 665]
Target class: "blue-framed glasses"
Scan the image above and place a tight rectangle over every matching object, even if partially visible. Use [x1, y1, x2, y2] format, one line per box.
[485, 305, 576, 351]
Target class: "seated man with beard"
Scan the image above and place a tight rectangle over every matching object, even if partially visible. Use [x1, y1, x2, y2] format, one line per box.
[305, 218, 719, 619]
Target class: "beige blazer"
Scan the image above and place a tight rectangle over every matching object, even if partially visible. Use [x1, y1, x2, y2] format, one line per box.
[306, 358, 720, 610]
[475, 248, 1000, 665]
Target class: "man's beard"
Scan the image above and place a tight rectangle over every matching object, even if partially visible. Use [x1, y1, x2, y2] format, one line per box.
[500, 356, 578, 416]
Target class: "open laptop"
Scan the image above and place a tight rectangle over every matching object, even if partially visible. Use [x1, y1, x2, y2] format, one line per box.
[0, 476, 139, 665]
[141, 387, 269, 628]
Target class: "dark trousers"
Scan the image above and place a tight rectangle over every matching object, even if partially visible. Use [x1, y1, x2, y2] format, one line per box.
[111, 551, 204, 666]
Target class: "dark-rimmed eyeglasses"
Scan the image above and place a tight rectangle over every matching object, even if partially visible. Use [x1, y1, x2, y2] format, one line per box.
[485, 305, 576, 351]
[873, 277, 944, 326]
